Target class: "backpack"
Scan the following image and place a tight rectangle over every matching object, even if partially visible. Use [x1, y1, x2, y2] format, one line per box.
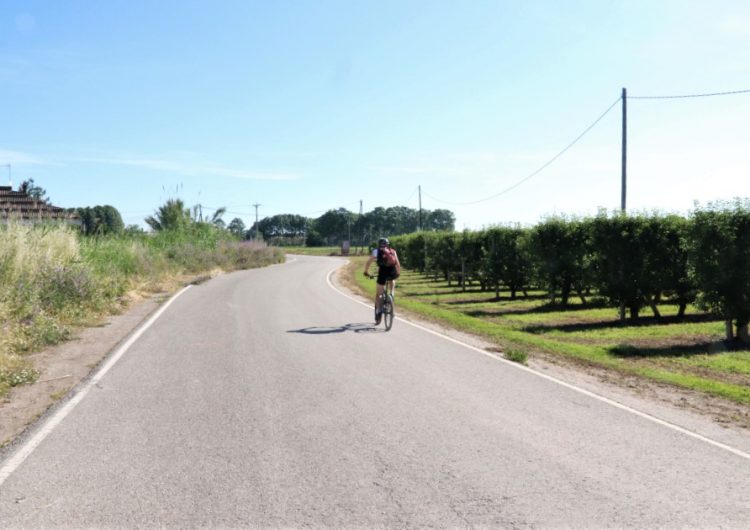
[377, 247, 397, 267]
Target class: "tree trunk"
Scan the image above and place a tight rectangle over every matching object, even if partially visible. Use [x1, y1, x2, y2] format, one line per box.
[575, 285, 587, 305]
[461, 259, 466, 292]
[629, 304, 640, 321]
[649, 293, 661, 319]
[738, 321, 750, 344]
[495, 282, 500, 300]
[619, 303, 626, 323]
[677, 302, 687, 319]
[561, 278, 571, 306]
[725, 320, 734, 341]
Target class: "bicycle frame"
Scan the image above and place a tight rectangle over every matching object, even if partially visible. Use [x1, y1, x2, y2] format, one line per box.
[368, 274, 395, 331]
[379, 280, 395, 331]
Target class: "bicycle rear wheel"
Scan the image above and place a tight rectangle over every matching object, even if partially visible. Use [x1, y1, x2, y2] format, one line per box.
[383, 294, 394, 331]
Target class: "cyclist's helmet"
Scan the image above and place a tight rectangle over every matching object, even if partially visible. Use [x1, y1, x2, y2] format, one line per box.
[378, 237, 390, 247]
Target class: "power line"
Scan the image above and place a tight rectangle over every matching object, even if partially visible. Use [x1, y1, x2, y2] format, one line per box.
[401, 186, 419, 205]
[630, 88, 750, 100]
[423, 96, 621, 206]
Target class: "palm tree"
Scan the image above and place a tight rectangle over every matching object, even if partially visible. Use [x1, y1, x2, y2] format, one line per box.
[191, 204, 226, 227]
[145, 199, 192, 231]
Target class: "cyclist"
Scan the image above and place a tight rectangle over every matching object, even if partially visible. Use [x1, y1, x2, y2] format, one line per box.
[364, 237, 401, 324]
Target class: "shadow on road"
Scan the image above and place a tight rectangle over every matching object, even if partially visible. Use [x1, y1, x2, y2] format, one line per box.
[287, 323, 382, 334]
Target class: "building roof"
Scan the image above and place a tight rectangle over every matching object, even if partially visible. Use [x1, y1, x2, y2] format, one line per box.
[0, 185, 78, 221]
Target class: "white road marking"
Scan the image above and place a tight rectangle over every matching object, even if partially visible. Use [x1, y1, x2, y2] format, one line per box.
[326, 266, 750, 462]
[0, 286, 193, 487]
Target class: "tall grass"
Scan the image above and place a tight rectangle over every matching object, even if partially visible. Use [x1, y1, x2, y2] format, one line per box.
[0, 222, 284, 397]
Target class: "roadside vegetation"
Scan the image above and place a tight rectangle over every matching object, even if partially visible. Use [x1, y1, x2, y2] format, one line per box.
[352, 265, 750, 406]
[0, 198, 283, 398]
[348, 201, 750, 407]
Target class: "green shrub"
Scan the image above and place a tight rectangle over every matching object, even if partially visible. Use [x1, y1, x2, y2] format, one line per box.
[690, 200, 750, 341]
[0, 222, 284, 397]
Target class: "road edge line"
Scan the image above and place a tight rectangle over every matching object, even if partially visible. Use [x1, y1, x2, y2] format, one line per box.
[0, 285, 193, 487]
[325, 267, 750, 462]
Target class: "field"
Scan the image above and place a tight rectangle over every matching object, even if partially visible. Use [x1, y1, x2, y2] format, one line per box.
[0, 223, 285, 398]
[349, 259, 750, 407]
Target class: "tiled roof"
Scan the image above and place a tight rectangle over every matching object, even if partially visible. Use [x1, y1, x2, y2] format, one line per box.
[0, 186, 78, 221]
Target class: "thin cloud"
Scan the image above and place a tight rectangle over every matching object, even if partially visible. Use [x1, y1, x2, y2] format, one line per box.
[78, 156, 301, 181]
[0, 148, 50, 165]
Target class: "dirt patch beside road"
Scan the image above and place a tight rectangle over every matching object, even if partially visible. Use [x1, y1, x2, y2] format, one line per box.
[0, 294, 167, 449]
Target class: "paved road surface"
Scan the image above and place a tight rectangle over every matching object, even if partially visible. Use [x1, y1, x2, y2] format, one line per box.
[1, 255, 748, 528]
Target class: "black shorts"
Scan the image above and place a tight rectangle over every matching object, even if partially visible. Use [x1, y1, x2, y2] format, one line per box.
[377, 266, 399, 286]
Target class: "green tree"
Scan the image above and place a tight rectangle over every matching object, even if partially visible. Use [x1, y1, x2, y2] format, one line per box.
[638, 215, 695, 318]
[481, 226, 531, 299]
[690, 200, 750, 342]
[227, 217, 246, 238]
[76, 205, 125, 235]
[314, 208, 352, 245]
[424, 232, 461, 283]
[424, 209, 455, 231]
[192, 205, 226, 227]
[530, 217, 593, 305]
[305, 227, 324, 246]
[257, 214, 310, 244]
[390, 233, 427, 273]
[590, 213, 674, 321]
[145, 199, 192, 232]
[124, 224, 145, 236]
[18, 179, 49, 202]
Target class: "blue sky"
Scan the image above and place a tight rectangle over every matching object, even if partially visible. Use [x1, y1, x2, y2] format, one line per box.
[2, 0, 749, 230]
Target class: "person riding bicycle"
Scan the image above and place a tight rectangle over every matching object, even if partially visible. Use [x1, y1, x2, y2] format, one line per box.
[363, 237, 401, 325]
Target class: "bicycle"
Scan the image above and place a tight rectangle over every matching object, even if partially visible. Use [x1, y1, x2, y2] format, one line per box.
[364, 273, 395, 331]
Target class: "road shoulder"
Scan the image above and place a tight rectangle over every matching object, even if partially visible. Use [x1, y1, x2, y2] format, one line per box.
[0, 294, 167, 450]
[332, 258, 750, 454]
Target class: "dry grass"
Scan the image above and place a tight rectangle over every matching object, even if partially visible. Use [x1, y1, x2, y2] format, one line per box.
[0, 223, 284, 398]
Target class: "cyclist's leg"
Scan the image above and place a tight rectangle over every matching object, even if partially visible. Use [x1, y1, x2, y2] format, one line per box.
[375, 282, 385, 312]
[375, 267, 387, 313]
[385, 279, 394, 298]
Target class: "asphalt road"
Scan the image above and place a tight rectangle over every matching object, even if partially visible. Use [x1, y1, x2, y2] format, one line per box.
[1, 255, 749, 528]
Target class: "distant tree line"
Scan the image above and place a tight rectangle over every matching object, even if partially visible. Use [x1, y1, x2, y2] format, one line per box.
[251, 206, 455, 246]
[389, 200, 750, 343]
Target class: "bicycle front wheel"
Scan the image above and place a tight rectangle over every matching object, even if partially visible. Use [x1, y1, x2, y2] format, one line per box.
[383, 294, 394, 331]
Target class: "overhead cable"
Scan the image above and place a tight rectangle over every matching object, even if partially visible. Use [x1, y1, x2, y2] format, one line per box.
[630, 88, 750, 100]
[423, 96, 621, 206]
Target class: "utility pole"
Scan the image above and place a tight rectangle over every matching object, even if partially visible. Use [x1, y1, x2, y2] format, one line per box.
[418, 185, 422, 231]
[359, 200, 364, 252]
[252, 203, 261, 240]
[621, 87, 627, 212]
[619, 87, 628, 322]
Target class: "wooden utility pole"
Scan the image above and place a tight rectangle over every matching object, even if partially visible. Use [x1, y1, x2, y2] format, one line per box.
[252, 203, 261, 240]
[621, 87, 627, 212]
[418, 185, 422, 231]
